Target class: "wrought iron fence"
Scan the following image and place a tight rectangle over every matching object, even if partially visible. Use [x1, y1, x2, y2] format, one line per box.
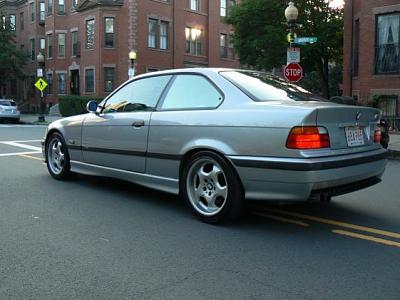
[382, 116, 400, 131]
[375, 43, 399, 74]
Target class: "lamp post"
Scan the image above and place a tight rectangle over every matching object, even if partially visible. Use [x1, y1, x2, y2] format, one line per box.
[285, 1, 299, 49]
[36, 52, 45, 122]
[128, 50, 137, 79]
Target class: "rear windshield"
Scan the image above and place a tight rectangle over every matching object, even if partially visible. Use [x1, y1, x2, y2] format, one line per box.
[220, 71, 326, 102]
[0, 100, 16, 106]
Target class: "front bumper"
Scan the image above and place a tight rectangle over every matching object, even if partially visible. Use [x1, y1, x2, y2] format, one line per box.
[228, 148, 388, 201]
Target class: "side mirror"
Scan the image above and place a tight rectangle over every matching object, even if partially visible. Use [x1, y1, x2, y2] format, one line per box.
[86, 100, 98, 113]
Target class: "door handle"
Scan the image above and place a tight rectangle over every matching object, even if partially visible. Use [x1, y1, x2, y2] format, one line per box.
[132, 120, 145, 127]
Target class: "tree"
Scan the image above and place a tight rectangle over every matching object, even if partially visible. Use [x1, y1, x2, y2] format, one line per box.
[0, 14, 28, 95]
[227, 0, 343, 98]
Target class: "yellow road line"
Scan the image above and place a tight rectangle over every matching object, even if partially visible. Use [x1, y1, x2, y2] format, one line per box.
[254, 206, 400, 239]
[333, 230, 400, 248]
[253, 212, 310, 227]
[18, 154, 43, 161]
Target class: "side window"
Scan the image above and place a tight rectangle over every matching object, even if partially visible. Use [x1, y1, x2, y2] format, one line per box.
[161, 75, 223, 110]
[102, 75, 172, 113]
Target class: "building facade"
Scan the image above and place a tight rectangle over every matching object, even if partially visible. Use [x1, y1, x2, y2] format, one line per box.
[0, 0, 240, 108]
[343, 0, 400, 129]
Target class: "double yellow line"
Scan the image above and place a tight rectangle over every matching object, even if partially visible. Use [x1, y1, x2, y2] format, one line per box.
[18, 153, 400, 248]
[253, 206, 400, 248]
[19, 154, 43, 161]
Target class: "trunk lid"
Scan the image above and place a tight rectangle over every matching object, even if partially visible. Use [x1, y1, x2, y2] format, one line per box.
[315, 104, 381, 150]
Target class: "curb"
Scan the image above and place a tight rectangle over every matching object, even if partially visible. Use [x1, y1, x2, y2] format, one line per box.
[388, 149, 400, 160]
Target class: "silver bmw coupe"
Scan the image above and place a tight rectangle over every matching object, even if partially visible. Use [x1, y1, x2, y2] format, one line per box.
[43, 68, 387, 223]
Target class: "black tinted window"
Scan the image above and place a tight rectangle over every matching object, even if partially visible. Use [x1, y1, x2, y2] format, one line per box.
[0, 100, 14, 106]
[220, 71, 325, 102]
[161, 75, 223, 110]
[102, 75, 172, 113]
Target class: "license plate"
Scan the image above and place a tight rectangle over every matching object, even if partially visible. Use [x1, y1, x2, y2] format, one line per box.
[345, 126, 364, 147]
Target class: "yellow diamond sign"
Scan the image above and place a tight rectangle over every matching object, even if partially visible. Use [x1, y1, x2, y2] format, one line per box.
[35, 78, 48, 92]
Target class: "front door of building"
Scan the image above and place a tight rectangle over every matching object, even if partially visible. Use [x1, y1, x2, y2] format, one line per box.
[70, 70, 80, 95]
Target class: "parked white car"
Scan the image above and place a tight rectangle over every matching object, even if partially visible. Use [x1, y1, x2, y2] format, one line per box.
[0, 99, 20, 123]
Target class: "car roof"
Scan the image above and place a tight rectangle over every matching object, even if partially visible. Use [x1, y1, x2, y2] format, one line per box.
[129, 68, 237, 81]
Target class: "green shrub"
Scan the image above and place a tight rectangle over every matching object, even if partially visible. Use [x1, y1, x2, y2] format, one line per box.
[59, 96, 104, 117]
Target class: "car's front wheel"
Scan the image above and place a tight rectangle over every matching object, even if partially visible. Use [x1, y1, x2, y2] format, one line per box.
[181, 151, 244, 223]
[46, 132, 72, 180]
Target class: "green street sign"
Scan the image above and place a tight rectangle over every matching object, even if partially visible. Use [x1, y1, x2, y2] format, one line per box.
[34, 78, 48, 92]
[294, 37, 318, 44]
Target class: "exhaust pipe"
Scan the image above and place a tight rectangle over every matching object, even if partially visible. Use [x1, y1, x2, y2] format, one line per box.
[309, 191, 331, 203]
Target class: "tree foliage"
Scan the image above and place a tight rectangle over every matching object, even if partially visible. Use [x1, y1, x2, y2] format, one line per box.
[0, 15, 28, 90]
[227, 0, 344, 98]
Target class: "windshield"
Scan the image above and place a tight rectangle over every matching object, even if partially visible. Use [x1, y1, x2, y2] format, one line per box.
[0, 100, 16, 106]
[220, 71, 326, 102]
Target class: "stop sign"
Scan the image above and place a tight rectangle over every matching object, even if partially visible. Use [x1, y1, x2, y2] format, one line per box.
[284, 63, 303, 82]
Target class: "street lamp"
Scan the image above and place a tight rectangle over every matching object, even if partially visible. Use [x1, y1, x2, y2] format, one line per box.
[128, 50, 137, 78]
[36, 52, 45, 122]
[285, 1, 299, 49]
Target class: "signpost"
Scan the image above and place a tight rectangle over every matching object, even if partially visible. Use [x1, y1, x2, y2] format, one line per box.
[287, 47, 300, 63]
[284, 63, 303, 83]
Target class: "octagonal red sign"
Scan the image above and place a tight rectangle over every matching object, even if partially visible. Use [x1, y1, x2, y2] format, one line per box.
[284, 63, 303, 83]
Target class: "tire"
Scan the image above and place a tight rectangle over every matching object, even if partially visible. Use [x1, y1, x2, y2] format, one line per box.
[45, 132, 72, 180]
[181, 151, 244, 224]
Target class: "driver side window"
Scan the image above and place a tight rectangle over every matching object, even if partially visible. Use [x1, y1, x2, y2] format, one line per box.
[102, 75, 172, 113]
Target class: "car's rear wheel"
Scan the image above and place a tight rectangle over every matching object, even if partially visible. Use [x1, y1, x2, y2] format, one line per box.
[46, 132, 72, 180]
[181, 151, 244, 223]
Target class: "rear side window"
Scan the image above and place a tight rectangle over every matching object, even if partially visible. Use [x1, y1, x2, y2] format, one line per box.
[160, 75, 223, 110]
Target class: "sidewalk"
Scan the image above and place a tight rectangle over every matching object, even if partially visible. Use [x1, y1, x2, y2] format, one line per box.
[388, 133, 400, 159]
[20, 113, 63, 124]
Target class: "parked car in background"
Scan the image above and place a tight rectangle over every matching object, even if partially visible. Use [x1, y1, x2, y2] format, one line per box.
[0, 99, 20, 123]
[42, 68, 387, 223]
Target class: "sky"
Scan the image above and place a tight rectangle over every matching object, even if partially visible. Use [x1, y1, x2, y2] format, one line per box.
[329, 0, 344, 8]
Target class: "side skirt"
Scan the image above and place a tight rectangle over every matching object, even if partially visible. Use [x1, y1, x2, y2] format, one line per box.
[70, 160, 180, 195]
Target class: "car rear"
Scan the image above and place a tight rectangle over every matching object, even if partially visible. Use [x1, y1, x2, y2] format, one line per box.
[220, 70, 387, 202]
[0, 99, 20, 122]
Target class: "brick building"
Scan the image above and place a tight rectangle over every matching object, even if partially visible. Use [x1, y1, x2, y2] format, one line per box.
[0, 0, 240, 108]
[343, 0, 400, 129]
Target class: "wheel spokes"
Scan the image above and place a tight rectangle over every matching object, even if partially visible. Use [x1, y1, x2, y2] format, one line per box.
[187, 158, 229, 216]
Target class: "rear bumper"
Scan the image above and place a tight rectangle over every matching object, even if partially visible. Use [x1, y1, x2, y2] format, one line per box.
[228, 148, 387, 201]
[0, 112, 20, 119]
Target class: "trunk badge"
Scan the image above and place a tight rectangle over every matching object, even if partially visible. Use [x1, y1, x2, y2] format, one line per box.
[356, 111, 362, 121]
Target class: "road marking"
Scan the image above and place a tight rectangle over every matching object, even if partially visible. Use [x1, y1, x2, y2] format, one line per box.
[253, 212, 310, 227]
[0, 151, 41, 157]
[254, 206, 400, 239]
[333, 230, 400, 248]
[0, 141, 41, 151]
[0, 125, 47, 128]
[19, 154, 43, 161]
[0, 139, 41, 143]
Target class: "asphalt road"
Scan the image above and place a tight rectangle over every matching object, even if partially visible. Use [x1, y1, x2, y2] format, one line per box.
[0, 124, 399, 299]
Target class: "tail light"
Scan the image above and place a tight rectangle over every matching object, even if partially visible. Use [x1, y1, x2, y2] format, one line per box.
[286, 126, 330, 149]
[374, 127, 381, 144]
